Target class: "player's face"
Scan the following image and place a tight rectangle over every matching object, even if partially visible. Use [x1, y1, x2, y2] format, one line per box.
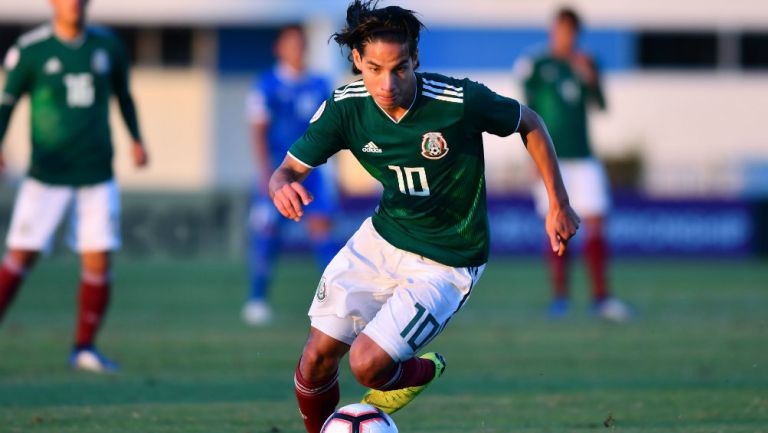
[50, 0, 87, 28]
[275, 28, 306, 71]
[353, 40, 417, 114]
[551, 18, 577, 55]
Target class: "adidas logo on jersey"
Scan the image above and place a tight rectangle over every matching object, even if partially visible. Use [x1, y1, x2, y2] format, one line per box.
[362, 142, 382, 153]
[44, 57, 62, 74]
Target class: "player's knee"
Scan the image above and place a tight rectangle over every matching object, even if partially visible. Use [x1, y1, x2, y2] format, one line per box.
[349, 344, 392, 388]
[300, 345, 339, 382]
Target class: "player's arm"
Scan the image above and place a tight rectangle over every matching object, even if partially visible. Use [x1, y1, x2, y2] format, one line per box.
[245, 86, 274, 189]
[0, 45, 32, 171]
[111, 35, 147, 168]
[518, 104, 581, 256]
[269, 155, 314, 222]
[572, 53, 606, 110]
[275, 95, 344, 221]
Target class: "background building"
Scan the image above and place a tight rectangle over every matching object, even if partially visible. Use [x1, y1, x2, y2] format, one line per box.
[1, 0, 766, 257]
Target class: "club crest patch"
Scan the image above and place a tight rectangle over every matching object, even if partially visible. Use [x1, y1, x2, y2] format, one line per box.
[421, 132, 449, 160]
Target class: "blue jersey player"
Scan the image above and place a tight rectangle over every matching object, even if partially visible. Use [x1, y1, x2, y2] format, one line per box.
[242, 24, 339, 325]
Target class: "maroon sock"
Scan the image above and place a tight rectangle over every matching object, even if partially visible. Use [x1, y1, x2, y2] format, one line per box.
[370, 357, 436, 391]
[75, 273, 111, 348]
[0, 259, 27, 323]
[585, 235, 609, 301]
[294, 362, 340, 433]
[546, 245, 569, 299]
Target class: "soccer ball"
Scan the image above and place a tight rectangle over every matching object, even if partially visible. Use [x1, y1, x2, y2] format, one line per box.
[320, 403, 398, 433]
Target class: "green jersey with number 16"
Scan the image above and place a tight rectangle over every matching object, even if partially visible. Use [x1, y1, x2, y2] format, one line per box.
[288, 72, 522, 267]
[0, 25, 141, 186]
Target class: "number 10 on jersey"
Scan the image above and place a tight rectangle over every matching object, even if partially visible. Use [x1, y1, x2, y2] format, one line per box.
[388, 165, 430, 196]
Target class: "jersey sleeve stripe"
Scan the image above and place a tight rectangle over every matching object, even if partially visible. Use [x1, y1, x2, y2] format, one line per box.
[422, 83, 464, 97]
[287, 151, 316, 169]
[514, 102, 522, 132]
[422, 78, 463, 92]
[18, 25, 52, 48]
[422, 91, 463, 104]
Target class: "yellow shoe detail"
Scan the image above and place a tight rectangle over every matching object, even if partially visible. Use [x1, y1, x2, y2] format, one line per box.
[361, 352, 446, 414]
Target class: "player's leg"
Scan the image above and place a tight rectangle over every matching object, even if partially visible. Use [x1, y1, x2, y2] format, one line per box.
[295, 327, 350, 433]
[584, 215, 631, 321]
[70, 250, 117, 371]
[302, 170, 340, 269]
[533, 171, 571, 316]
[306, 215, 338, 269]
[546, 241, 570, 317]
[243, 192, 281, 325]
[583, 215, 608, 302]
[68, 180, 120, 372]
[574, 159, 630, 322]
[358, 256, 485, 414]
[0, 250, 40, 323]
[351, 333, 443, 400]
[1, 178, 72, 323]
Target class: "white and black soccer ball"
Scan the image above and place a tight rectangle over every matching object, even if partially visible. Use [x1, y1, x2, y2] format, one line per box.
[320, 403, 398, 433]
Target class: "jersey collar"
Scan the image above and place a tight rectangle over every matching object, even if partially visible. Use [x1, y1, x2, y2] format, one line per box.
[372, 71, 418, 125]
[52, 24, 88, 49]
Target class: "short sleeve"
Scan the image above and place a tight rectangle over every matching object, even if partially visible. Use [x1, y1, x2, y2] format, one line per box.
[464, 79, 522, 137]
[287, 96, 345, 168]
[245, 78, 270, 123]
[2, 44, 32, 105]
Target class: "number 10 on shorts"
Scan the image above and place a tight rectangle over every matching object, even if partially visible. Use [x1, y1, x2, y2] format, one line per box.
[400, 303, 440, 351]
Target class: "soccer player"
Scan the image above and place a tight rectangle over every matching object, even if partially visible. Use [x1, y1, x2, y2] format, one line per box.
[0, 0, 148, 372]
[515, 7, 630, 321]
[242, 24, 339, 326]
[271, 2, 579, 432]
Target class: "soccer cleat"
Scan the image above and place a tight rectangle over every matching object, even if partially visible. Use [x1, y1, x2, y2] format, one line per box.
[548, 297, 570, 319]
[69, 346, 119, 373]
[594, 297, 632, 323]
[361, 352, 446, 414]
[241, 299, 273, 326]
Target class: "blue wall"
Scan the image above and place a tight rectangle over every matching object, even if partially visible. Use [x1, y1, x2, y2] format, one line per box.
[418, 27, 635, 71]
[216, 26, 636, 74]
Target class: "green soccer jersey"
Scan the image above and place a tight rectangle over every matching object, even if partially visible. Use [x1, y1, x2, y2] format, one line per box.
[0, 25, 141, 186]
[517, 53, 605, 159]
[289, 72, 522, 267]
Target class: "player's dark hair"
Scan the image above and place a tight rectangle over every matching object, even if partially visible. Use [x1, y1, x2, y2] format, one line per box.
[556, 7, 581, 32]
[332, 0, 425, 74]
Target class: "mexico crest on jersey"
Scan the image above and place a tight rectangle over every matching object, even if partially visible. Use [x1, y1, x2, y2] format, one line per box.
[421, 132, 449, 160]
[92, 49, 110, 74]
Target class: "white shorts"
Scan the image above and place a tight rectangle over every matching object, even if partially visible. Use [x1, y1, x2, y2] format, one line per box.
[533, 158, 611, 218]
[6, 178, 121, 253]
[309, 218, 485, 362]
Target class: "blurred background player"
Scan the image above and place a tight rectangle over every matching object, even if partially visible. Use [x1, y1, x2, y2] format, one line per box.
[242, 24, 339, 326]
[515, 7, 629, 321]
[0, 0, 148, 372]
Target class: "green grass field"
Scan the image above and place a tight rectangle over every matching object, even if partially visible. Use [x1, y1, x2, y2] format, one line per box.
[0, 256, 766, 433]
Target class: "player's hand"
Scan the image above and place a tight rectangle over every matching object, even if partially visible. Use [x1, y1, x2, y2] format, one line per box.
[546, 202, 580, 256]
[570, 52, 597, 85]
[0, 153, 5, 175]
[132, 142, 149, 168]
[271, 181, 313, 222]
